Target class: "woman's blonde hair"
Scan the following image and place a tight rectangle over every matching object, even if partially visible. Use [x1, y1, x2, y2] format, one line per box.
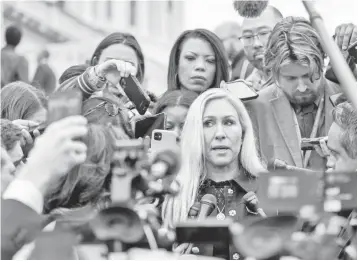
[264, 16, 325, 87]
[161, 89, 266, 227]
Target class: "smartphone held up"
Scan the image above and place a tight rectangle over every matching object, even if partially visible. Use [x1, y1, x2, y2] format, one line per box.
[120, 75, 151, 115]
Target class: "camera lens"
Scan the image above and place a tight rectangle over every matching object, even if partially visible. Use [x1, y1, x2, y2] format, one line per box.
[154, 132, 162, 141]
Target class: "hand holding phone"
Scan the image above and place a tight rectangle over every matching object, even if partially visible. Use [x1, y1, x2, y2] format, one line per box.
[120, 75, 151, 115]
[301, 137, 328, 151]
[313, 137, 331, 158]
[96, 59, 136, 86]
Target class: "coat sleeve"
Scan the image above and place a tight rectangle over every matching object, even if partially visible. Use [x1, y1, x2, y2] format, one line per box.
[57, 66, 106, 101]
[1, 199, 46, 260]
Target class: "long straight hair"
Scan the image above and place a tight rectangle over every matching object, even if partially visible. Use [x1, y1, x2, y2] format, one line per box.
[161, 89, 266, 227]
[167, 29, 230, 92]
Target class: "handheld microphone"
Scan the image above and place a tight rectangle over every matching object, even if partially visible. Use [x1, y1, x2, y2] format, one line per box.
[197, 194, 218, 220]
[243, 191, 267, 218]
[267, 158, 315, 172]
[183, 195, 217, 255]
[150, 149, 180, 179]
[188, 202, 201, 218]
[232, 0, 269, 18]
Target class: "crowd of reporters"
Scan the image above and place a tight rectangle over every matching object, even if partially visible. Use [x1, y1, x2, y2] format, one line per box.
[1, 3, 357, 260]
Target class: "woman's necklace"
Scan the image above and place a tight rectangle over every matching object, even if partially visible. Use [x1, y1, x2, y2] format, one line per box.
[212, 187, 226, 220]
[216, 205, 226, 220]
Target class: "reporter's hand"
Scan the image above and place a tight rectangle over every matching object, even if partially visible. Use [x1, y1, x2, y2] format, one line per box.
[96, 59, 136, 86]
[335, 23, 357, 51]
[12, 119, 38, 145]
[313, 137, 330, 158]
[17, 116, 88, 194]
[12, 119, 42, 156]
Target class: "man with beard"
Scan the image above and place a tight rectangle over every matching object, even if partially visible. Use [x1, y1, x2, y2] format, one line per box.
[246, 17, 356, 170]
[214, 22, 255, 80]
[239, 6, 283, 90]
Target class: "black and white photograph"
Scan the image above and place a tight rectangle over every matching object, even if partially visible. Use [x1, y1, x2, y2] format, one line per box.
[0, 0, 357, 259]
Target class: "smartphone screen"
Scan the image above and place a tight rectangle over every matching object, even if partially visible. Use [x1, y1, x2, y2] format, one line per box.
[134, 113, 166, 139]
[47, 90, 82, 124]
[175, 218, 232, 244]
[224, 80, 259, 101]
[120, 76, 151, 115]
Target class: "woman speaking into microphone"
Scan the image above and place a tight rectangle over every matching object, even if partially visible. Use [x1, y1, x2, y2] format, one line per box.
[162, 88, 266, 259]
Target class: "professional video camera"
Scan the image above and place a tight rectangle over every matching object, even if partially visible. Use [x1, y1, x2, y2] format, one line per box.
[232, 169, 357, 260]
[171, 167, 356, 260]
[29, 139, 182, 260]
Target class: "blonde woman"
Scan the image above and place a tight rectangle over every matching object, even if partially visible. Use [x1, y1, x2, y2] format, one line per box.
[162, 88, 266, 259]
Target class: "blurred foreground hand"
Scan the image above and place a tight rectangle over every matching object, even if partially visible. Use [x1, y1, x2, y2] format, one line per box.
[16, 116, 88, 194]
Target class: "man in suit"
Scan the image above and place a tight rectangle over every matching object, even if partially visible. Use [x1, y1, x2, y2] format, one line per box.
[245, 17, 353, 170]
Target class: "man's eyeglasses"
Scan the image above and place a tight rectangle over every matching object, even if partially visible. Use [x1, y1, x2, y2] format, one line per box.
[239, 31, 272, 45]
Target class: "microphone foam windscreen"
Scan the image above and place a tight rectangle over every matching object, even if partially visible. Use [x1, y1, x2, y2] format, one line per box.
[201, 194, 218, 206]
[233, 0, 269, 18]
